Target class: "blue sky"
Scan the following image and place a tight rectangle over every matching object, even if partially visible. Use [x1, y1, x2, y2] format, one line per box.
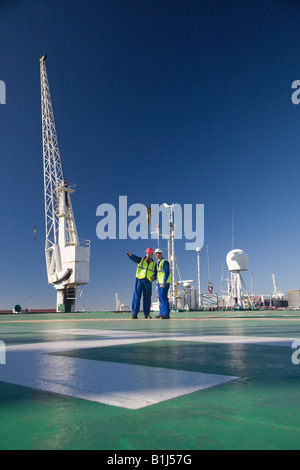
[1, 0, 300, 310]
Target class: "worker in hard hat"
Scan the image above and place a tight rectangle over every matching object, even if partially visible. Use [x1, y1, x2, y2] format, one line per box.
[154, 248, 171, 319]
[127, 248, 157, 319]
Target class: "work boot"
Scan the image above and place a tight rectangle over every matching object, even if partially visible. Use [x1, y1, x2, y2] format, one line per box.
[131, 314, 138, 319]
[144, 314, 152, 319]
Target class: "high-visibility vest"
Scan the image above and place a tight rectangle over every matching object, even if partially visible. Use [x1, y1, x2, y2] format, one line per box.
[157, 259, 171, 284]
[136, 258, 156, 282]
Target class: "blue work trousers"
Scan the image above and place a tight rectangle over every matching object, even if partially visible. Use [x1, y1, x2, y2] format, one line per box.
[132, 278, 152, 316]
[157, 283, 170, 316]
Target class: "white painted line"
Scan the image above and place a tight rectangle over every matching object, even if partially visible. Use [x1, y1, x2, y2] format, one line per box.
[172, 335, 298, 347]
[43, 329, 300, 347]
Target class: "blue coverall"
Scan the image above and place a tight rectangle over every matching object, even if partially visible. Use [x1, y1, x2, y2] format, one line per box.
[128, 254, 157, 317]
[157, 258, 171, 317]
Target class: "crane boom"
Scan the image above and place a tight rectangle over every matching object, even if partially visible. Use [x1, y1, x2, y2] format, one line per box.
[40, 55, 90, 312]
[40, 55, 66, 266]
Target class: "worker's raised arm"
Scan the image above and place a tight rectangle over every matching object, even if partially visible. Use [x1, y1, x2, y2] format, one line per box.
[127, 252, 142, 264]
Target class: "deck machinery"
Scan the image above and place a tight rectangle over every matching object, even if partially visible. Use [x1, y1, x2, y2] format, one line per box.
[40, 55, 90, 312]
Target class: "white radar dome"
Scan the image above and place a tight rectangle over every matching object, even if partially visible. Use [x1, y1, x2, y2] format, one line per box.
[226, 249, 249, 272]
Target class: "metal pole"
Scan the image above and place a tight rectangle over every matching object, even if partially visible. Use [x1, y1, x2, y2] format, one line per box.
[170, 209, 176, 310]
[196, 248, 201, 309]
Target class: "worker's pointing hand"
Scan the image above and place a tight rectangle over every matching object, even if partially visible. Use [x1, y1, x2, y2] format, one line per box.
[127, 252, 132, 256]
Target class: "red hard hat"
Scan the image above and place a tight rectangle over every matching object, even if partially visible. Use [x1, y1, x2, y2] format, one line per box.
[146, 247, 154, 254]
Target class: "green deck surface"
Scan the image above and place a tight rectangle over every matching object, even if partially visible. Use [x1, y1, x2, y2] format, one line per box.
[0, 310, 300, 450]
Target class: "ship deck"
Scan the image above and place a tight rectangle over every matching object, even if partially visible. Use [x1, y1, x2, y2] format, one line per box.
[0, 309, 300, 450]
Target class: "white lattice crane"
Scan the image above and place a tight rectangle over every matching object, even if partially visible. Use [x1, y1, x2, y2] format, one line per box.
[40, 55, 90, 312]
[271, 274, 286, 300]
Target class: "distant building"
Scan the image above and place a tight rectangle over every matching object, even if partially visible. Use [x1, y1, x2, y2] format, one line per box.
[287, 290, 300, 309]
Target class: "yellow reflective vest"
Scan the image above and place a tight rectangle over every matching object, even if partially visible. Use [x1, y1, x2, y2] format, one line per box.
[136, 258, 156, 282]
[157, 259, 171, 284]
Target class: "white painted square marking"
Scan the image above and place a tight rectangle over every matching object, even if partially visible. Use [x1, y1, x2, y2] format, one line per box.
[0, 349, 238, 409]
[1, 328, 295, 409]
[0, 329, 242, 409]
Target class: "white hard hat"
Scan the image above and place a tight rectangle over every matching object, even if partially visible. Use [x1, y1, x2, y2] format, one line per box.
[154, 248, 163, 254]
